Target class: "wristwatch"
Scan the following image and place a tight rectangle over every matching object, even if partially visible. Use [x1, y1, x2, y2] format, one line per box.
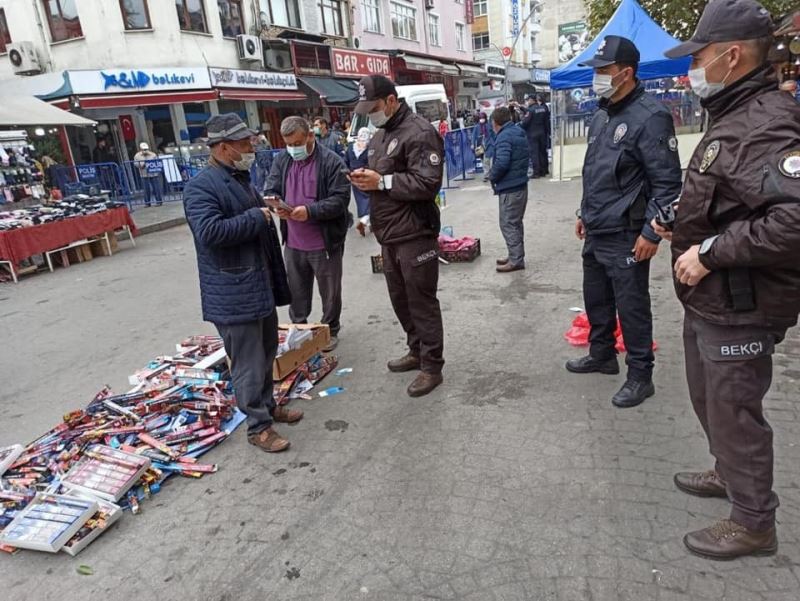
[378, 174, 393, 191]
[699, 235, 719, 255]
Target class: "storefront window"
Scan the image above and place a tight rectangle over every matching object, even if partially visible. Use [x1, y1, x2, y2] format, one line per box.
[259, 0, 302, 30]
[119, 0, 151, 30]
[320, 0, 346, 37]
[0, 9, 11, 54]
[176, 0, 209, 33]
[361, 0, 381, 34]
[390, 2, 417, 41]
[43, 0, 84, 43]
[218, 0, 244, 37]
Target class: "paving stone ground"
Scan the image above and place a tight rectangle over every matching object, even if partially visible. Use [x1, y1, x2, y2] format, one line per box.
[1, 178, 799, 601]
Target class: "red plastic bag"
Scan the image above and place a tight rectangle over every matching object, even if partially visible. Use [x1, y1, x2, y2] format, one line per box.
[566, 313, 658, 352]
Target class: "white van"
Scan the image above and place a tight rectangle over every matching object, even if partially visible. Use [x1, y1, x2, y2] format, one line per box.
[347, 83, 449, 144]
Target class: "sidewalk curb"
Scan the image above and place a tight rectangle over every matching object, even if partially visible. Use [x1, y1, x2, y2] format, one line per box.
[135, 216, 187, 236]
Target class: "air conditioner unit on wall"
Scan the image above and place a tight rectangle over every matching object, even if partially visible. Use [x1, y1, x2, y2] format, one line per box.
[236, 34, 263, 65]
[8, 42, 42, 75]
[264, 48, 292, 72]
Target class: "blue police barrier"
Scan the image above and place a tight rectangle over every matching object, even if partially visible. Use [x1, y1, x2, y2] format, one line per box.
[52, 162, 132, 207]
[443, 127, 477, 188]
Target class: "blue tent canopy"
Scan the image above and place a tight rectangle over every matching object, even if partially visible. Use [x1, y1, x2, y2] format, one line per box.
[550, 0, 691, 90]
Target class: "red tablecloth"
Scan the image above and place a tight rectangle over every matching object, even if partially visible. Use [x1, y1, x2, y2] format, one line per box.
[0, 208, 137, 267]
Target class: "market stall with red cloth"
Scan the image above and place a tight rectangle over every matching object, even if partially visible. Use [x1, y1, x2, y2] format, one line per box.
[0, 207, 137, 269]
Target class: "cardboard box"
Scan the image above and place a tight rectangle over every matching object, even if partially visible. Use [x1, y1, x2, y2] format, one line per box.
[273, 324, 330, 381]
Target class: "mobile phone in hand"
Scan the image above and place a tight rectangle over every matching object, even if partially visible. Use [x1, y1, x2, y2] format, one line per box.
[264, 195, 293, 213]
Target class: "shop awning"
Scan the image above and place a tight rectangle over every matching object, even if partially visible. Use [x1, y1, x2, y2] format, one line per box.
[440, 63, 460, 76]
[218, 90, 307, 102]
[0, 95, 95, 126]
[457, 64, 486, 79]
[399, 55, 444, 72]
[60, 90, 219, 110]
[299, 77, 359, 106]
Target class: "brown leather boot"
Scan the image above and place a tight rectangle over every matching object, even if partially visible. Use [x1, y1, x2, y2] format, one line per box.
[496, 262, 525, 273]
[248, 427, 290, 452]
[496, 257, 509, 266]
[272, 406, 304, 424]
[407, 372, 443, 397]
[387, 354, 421, 373]
[684, 519, 777, 560]
[674, 470, 727, 498]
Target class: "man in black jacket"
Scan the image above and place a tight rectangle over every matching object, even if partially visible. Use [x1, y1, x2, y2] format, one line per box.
[520, 95, 550, 178]
[265, 116, 350, 351]
[350, 75, 445, 398]
[567, 36, 682, 409]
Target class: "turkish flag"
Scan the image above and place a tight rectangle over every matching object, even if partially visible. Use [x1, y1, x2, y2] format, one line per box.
[119, 115, 136, 141]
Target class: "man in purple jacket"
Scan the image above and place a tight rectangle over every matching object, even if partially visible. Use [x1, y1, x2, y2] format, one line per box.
[265, 117, 351, 350]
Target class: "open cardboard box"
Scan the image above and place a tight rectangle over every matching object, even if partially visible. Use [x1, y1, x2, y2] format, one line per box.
[274, 323, 330, 381]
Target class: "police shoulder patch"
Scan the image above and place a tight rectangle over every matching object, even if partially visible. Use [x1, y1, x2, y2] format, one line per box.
[668, 136, 678, 152]
[429, 152, 441, 165]
[613, 123, 628, 144]
[778, 150, 800, 179]
[699, 140, 721, 173]
[387, 138, 399, 155]
[368, 149, 375, 156]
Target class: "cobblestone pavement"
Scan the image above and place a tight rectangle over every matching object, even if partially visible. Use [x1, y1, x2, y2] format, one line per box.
[1, 178, 798, 600]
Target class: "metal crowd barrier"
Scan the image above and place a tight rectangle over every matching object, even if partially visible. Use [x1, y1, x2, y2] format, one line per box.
[443, 126, 477, 189]
[53, 149, 282, 212]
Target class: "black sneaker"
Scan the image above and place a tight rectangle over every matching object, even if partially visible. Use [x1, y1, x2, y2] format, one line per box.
[565, 355, 619, 375]
[612, 379, 655, 408]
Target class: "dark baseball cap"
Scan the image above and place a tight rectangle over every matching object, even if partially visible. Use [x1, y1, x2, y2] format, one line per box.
[580, 35, 640, 68]
[204, 113, 257, 146]
[665, 0, 773, 58]
[354, 75, 398, 115]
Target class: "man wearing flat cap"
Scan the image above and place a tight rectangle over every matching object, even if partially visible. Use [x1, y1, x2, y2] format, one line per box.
[652, 0, 800, 560]
[567, 35, 682, 409]
[350, 75, 446, 398]
[184, 113, 303, 454]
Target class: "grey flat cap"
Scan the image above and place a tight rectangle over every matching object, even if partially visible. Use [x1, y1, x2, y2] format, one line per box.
[204, 113, 257, 145]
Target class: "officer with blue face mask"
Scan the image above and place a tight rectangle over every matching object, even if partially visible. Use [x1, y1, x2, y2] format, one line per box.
[567, 36, 682, 409]
[656, 0, 800, 561]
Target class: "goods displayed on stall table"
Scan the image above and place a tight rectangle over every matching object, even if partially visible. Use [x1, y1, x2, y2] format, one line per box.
[0, 194, 137, 283]
[0, 327, 337, 557]
[0, 131, 46, 205]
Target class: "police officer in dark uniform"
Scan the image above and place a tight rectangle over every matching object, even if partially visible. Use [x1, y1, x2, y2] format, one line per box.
[567, 36, 682, 408]
[350, 76, 445, 398]
[654, 0, 800, 560]
[520, 94, 550, 178]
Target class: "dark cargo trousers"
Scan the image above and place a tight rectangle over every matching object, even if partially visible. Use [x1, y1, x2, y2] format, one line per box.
[683, 309, 786, 532]
[381, 236, 445, 375]
[582, 231, 654, 382]
[215, 311, 279, 436]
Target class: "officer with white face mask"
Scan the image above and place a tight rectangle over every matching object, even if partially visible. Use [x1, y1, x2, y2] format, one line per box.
[655, 0, 800, 561]
[567, 35, 682, 409]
